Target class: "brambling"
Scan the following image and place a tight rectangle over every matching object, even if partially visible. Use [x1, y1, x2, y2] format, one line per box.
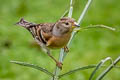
[16, 17, 80, 69]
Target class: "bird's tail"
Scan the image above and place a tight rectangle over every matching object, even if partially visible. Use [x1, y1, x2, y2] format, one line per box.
[16, 18, 35, 28]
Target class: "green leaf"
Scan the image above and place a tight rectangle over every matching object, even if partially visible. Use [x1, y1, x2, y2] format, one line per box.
[10, 61, 54, 77]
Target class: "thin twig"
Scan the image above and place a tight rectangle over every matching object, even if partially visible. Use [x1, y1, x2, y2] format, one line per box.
[84, 24, 116, 31]
[61, 0, 75, 18]
[52, 0, 74, 80]
[59, 64, 120, 79]
[59, 0, 93, 62]
[65, 0, 93, 65]
[73, 24, 116, 33]
[61, 10, 69, 18]
[68, 0, 73, 17]
[10, 61, 54, 77]
[52, 0, 92, 80]
[59, 65, 98, 79]
[89, 57, 113, 80]
[96, 56, 120, 80]
[77, 0, 92, 24]
[65, 0, 93, 50]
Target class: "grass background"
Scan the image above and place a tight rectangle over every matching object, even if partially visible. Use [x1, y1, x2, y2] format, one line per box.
[0, 0, 120, 80]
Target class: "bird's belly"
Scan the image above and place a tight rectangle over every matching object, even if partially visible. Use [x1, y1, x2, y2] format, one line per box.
[47, 34, 71, 49]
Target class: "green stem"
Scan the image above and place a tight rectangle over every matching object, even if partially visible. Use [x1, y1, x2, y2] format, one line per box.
[52, 0, 92, 80]
[89, 57, 113, 80]
[52, 0, 73, 80]
[96, 56, 120, 80]
[10, 61, 54, 77]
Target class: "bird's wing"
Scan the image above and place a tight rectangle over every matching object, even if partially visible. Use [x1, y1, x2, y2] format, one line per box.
[37, 23, 55, 44]
[39, 23, 54, 34]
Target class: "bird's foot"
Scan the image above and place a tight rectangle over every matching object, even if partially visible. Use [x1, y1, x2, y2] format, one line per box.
[56, 61, 63, 69]
[64, 46, 69, 53]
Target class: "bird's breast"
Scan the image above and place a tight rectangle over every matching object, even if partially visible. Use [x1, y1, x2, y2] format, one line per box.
[46, 33, 71, 49]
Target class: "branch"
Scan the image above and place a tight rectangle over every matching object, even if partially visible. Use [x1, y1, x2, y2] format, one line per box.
[52, 0, 92, 80]
[83, 24, 116, 31]
[59, 65, 98, 79]
[59, 64, 120, 79]
[89, 57, 113, 80]
[96, 56, 120, 80]
[52, 0, 74, 80]
[77, 0, 92, 24]
[68, 0, 73, 17]
[61, 9, 69, 18]
[10, 61, 54, 77]
[61, 0, 75, 18]
[65, 0, 93, 65]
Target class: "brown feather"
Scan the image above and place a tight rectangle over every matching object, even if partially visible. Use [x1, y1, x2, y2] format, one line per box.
[47, 33, 71, 49]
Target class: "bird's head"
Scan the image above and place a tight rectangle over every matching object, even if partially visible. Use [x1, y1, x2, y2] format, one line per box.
[53, 17, 80, 36]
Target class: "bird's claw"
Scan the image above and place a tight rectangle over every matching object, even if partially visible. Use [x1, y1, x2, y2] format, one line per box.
[56, 62, 63, 69]
[64, 46, 69, 53]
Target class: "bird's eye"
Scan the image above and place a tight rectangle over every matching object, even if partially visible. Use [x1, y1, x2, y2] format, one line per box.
[65, 22, 69, 25]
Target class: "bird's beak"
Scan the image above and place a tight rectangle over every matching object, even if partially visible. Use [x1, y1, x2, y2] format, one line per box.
[74, 22, 80, 27]
[72, 22, 80, 28]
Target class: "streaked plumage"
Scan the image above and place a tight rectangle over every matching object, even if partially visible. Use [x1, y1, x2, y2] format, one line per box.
[16, 17, 79, 69]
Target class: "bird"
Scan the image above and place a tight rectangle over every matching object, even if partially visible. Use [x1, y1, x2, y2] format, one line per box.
[16, 17, 80, 69]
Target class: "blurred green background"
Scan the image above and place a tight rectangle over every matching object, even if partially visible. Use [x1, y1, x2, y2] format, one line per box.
[0, 0, 120, 80]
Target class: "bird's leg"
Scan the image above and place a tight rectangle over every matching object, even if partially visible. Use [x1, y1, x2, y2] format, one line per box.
[64, 46, 69, 53]
[34, 37, 63, 69]
[47, 50, 63, 69]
